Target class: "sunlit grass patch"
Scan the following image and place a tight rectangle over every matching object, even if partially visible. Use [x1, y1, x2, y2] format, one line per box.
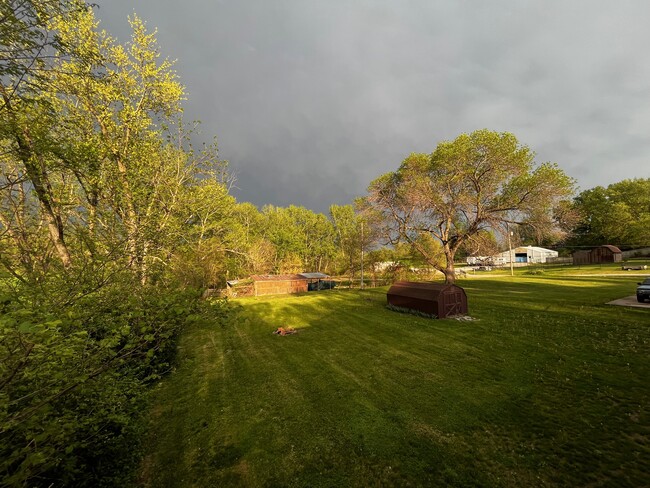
[140, 275, 650, 487]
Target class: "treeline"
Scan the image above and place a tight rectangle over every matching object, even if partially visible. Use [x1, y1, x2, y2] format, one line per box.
[565, 178, 650, 250]
[183, 201, 448, 286]
[175, 203, 370, 288]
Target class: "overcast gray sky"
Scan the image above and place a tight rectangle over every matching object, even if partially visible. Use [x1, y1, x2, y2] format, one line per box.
[96, 0, 650, 213]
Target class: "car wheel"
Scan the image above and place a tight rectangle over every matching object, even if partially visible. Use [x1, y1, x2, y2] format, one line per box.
[638, 296, 646, 303]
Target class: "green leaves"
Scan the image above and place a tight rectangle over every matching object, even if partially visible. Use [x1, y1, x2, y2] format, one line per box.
[0, 3, 235, 485]
[17, 321, 40, 333]
[362, 130, 576, 282]
[569, 178, 650, 248]
[0, 281, 213, 486]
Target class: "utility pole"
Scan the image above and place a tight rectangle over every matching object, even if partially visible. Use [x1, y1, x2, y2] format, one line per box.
[507, 222, 514, 277]
[360, 220, 364, 289]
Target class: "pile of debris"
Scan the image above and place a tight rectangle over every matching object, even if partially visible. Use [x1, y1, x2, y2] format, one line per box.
[454, 315, 478, 322]
[622, 264, 647, 271]
[273, 327, 298, 336]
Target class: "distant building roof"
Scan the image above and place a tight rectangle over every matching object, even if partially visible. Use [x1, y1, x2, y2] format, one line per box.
[600, 245, 622, 253]
[298, 272, 329, 279]
[495, 246, 558, 257]
[511, 246, 557, 253]
[250, 274, 306, 282]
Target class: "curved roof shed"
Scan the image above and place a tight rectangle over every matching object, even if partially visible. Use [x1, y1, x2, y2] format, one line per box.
[387, 281, 468, 318]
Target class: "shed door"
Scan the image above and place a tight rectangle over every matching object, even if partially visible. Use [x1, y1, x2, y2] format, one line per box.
[443, 290, 463, 317]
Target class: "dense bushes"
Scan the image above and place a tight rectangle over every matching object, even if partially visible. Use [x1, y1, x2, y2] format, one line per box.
[0, 277, 214, 486]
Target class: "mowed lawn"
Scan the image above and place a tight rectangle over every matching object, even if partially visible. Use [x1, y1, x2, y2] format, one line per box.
[139, 274, 649, 487]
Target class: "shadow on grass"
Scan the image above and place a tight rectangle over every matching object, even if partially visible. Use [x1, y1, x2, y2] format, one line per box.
[142, 280, 650, 487]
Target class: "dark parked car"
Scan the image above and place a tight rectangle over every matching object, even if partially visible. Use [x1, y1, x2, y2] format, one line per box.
[637, 277, 650, 303]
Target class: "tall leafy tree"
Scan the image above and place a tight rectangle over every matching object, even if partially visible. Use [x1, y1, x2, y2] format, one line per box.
[1, 7, 194, 282]
[1, 2, 93, 271]
[568, 178, 650, 248]
[330, 204, 367, 279]
[286, 205, 336, 272]
[0, 5, 234, 484]
[51, 12, 185, 279]
[227, 202, 275, 275]
[359, 129, 575, 283]
[260, 205, 336, 273]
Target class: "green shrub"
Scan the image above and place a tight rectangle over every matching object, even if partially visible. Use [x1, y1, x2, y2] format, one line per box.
[0, 279, 218, 486]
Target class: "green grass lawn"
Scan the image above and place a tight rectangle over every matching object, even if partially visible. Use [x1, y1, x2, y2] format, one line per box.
[139, 273, 649, 487]
[462, 258, 650, 277]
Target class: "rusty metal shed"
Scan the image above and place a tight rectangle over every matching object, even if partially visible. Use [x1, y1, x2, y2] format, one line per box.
[387, 281, 468, 318]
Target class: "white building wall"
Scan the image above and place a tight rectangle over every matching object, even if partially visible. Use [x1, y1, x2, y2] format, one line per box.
[469, 246, 558, 265]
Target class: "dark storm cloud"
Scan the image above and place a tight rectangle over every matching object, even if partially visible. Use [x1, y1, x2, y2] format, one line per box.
[96, 0, 650, 213]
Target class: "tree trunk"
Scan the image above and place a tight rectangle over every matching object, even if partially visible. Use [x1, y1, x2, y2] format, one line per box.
[443, 264, 456, 284]
[1, 92, 72, 268]
[442, 246, 455, 284]
[349, 256, 354, 288]
[111, 154, 143, 276]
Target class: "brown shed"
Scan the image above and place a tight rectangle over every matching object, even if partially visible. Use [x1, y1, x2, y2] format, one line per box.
[387, 281, 468, 318]
[572, 245, 623, 265]
[250, 274, 308, 296]
[592, 245, 622, 263]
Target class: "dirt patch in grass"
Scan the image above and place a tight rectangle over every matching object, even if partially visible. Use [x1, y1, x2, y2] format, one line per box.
[607, 296, 650, 309]
[273, 326, 298, 335]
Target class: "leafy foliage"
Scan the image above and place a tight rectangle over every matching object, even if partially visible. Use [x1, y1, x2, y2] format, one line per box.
[359, 130, 575, 282]
[0, 0, 88, 101]
[330, 204, 366, 278]
[568, 178, 650, 249]
[0, 3, 232, 485]
[0, 277, 207, 486]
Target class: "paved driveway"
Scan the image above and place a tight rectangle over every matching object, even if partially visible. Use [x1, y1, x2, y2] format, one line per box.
[607, 296, 650, 309]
